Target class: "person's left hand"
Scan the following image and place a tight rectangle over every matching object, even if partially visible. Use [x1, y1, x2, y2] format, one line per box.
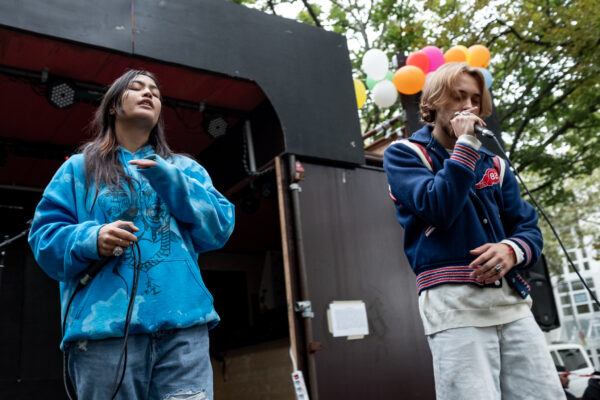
[469, 243, 516, 284]
[129, 159, 157, 169]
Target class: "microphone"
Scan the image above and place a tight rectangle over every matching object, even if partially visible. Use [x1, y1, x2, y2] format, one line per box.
[474, 124, 495, 138]
[79, 225, 133, 286]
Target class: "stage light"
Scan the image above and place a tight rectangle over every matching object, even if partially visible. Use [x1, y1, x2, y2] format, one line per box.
[203, 114, 228, 139]
[47, 80, 77, 109]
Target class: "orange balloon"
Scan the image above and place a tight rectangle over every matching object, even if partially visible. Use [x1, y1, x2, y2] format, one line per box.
[455, 45, 470, 63]
[444, 46, 467, 63]
[393, 65, 426, 95]
[406, 51, 430, 74]
[468, 44, 490, 68]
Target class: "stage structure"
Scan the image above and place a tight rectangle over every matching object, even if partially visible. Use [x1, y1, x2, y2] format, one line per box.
[0, 1, 435, 399]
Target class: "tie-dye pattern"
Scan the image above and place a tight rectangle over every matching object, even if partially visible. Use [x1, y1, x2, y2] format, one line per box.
[28, 145, 235, 347]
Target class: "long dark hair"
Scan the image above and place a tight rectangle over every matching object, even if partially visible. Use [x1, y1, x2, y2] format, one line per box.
[81, 70, 173, 200]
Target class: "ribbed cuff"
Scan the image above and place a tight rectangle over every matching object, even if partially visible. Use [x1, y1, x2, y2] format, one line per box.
[451, 142, 481, 170]
[457, 134, 481, 150]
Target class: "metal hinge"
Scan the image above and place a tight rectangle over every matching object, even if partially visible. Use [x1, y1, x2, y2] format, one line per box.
[294, 300, 314, 318]
[289, 183, 302, 192]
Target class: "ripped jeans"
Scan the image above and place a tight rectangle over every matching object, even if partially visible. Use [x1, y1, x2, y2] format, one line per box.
[66, 324, 212, 400]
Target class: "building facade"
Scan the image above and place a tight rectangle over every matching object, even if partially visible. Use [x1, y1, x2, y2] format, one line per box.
[550, 245, 600, 368]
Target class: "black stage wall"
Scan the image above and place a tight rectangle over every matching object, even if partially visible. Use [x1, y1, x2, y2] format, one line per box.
[0, 0, 364, 166]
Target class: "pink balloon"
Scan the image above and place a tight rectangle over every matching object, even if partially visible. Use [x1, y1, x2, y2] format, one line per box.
[421, 46, 445, 72]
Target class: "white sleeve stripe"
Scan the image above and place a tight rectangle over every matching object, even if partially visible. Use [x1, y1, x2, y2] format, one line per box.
[499, 157, 506, 187]
[394, 140, 433, 172]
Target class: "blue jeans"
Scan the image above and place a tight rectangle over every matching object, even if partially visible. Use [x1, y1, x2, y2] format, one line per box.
[67, 324, 213, 400]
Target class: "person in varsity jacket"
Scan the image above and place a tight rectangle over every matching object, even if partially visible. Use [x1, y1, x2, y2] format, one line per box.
[383, 62, 564, 399]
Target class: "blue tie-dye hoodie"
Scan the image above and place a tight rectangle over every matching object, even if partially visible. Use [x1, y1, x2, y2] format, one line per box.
[28, 145, 235, 348]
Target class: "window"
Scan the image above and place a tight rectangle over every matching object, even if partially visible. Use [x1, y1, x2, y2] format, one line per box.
[574, 292, 588, 303]
[568, 250, 577, 261]
[586, 278, 595, 288]
[558, 348, 589, 370]
[558, 282, 569, 293]
[577, 304, 590, 314]
[551, 351, 561, 366]
[561, 294, 572, 305]
[584, 261, 591, 270]
[563, 306, 573, 316]
[572, 281, 584, 291]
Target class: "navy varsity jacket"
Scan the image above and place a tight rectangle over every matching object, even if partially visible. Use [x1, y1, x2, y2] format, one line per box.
[383, 125, 542, 298]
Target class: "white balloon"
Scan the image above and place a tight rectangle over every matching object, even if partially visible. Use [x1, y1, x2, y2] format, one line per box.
[372, 80, 398, 108]
[362, 49, 389, 81]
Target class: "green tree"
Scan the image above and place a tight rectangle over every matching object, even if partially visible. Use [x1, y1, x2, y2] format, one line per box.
[234, 0, 600, 214]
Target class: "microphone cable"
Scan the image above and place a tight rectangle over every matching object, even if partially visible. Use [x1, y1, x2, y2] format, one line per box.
[61, 239, 142, 400]
[110, 240, 141, 399]
[481, 129, 600, 310]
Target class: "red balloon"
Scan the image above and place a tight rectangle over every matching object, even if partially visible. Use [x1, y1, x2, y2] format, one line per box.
[406, 51, 430, 74]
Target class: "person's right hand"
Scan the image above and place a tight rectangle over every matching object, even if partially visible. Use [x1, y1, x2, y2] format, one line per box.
[97, 220, 139, 257]
[451, 106, 486, 138]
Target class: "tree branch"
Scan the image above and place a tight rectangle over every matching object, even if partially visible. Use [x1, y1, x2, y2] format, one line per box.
[267, 0, 278, 15]
[494, 18, 572, 47]
[300, 0, 322, 27]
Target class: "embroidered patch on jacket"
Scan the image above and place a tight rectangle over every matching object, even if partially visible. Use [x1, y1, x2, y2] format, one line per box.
[475, 168, 500, 189]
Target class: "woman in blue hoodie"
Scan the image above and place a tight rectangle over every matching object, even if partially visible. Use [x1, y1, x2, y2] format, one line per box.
[28, 70, 235, 400]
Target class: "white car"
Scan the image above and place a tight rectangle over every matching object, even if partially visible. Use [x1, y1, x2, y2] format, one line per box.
[549, 343, 596, 397]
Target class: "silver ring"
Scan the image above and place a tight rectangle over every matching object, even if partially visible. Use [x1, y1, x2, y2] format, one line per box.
[461, 111, 471, 115]
[454, 111, 461, 116]
[113, 246, 124, 257]
[494, 264, 502, 273]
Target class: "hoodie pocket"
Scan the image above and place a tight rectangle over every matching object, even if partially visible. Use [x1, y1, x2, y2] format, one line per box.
[183, 258, 214, 304]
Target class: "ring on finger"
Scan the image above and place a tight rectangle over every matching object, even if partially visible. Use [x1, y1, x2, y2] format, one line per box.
[461, 111, 471, 116]
[493, 264, 503, 274]
[454, 111, 461, 116]
[113, 246, 124, 257]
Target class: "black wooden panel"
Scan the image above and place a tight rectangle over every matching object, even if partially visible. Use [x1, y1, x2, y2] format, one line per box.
[0, 0, 364, 165]
[0, 0, 130, 53]
[295, 162, 435, 399]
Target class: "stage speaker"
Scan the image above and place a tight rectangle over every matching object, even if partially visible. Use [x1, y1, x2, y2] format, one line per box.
[521, 254, 560, 331]
[0, 190, 65, 398]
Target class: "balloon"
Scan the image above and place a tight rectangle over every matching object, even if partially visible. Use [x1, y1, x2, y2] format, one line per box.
[468, 44, 490, 68]
[406, 51, 430, 74]
[366, 76, 378, 90]
[455, 45, 470, 63]
[354, 79, 367, 109]
[477, 68, 494, 89]
[444, 46, 467, 63]
[421, 46, 445, 72]
[366, 71, 393, 90]
[372, 80, 398, 108]
[393, 65, 426, 95]
[362, 49, 389, 81]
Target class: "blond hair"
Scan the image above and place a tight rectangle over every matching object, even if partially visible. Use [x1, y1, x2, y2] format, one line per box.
[420, 62, 492, 125]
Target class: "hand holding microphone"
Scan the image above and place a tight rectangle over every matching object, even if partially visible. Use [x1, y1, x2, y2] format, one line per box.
[97, 220, 139, 257]
[451, 107, 487, 138]
[80, 222, 138, 286]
